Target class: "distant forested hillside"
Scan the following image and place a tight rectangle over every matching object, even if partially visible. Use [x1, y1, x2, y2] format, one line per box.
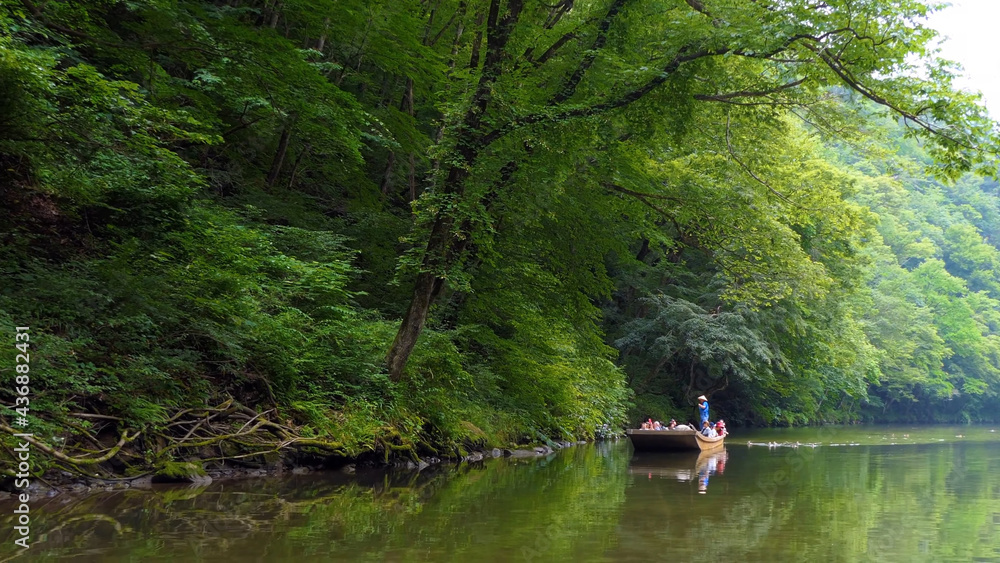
[617, 120, 1000, 426]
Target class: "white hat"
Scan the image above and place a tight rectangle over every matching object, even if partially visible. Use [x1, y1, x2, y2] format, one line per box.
[697, 395, 707, 401]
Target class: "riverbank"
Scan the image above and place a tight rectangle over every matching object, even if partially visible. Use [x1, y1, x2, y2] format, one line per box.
[1, 404, 592, 496]
[0, 444, 587, 502]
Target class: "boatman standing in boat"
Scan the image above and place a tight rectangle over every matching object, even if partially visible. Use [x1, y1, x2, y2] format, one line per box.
[697, 395, 709, 427]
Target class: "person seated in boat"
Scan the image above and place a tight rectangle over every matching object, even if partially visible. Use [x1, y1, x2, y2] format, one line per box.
[652, 420, 663, 430]
[715, 420, 728, 437]
[701, 420, 718, 437]
[667, 419, 677, 430]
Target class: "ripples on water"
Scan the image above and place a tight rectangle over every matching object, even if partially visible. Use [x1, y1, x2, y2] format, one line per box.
[1, 425, 998, 562]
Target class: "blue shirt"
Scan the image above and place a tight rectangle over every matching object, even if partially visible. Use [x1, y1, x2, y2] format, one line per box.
[699, 401, 709, 425]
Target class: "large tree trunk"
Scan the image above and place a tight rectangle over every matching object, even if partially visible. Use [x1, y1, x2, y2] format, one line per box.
[380, 151, 396, 196]
[386, 271, 438, 381]
[385, 0, 523, 381]
[408, 153, 417, 202]
[265, 124, 293, 186]
[286, 143, 310, 189]
[448, 2, 467, 67]
[268, 2, 281, 29]
[316, 17, 330, 51]
[399, 77, 418, 202]
[386, 213, 454, 381]
[468, 7, 486, 69]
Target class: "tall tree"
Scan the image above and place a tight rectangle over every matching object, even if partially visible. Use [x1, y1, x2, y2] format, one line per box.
[386, 0, 999, 381]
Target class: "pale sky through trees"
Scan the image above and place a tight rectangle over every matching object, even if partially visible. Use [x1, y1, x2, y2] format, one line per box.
[926, 0, 1000, 117]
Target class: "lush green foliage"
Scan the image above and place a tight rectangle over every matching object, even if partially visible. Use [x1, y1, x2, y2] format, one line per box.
[1, 0, 999, 478]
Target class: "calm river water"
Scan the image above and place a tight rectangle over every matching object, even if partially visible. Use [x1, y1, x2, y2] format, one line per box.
[2, 425, 999, 562]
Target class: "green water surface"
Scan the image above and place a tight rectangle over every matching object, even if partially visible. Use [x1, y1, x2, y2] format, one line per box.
[2, 425, 999, 562]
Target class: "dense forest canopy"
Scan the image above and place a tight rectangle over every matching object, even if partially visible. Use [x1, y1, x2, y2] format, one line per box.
[1, 0, 999, 477]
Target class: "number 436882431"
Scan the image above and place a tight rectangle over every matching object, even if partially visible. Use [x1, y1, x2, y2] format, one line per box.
[14, 327, 30, 421]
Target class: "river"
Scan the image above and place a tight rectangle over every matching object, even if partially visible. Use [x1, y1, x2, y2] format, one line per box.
[2, 425, 999, 561]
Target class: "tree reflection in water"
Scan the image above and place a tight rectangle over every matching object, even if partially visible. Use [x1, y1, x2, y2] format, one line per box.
[2, 440, 999, 561]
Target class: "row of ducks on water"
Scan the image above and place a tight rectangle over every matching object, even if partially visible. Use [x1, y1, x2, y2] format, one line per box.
[747, 441, 821, 448]
[749, 429, 996, 448]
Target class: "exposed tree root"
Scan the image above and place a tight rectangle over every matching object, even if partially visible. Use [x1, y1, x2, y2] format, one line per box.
[0, 398, 355, 482]
[0, 422, 140, 465]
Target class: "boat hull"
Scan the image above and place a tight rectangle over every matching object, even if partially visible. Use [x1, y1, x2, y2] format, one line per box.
[626, 429, 725, 452]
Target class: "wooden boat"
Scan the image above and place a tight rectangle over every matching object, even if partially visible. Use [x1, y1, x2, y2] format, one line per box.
[626, 429, 725, 452]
